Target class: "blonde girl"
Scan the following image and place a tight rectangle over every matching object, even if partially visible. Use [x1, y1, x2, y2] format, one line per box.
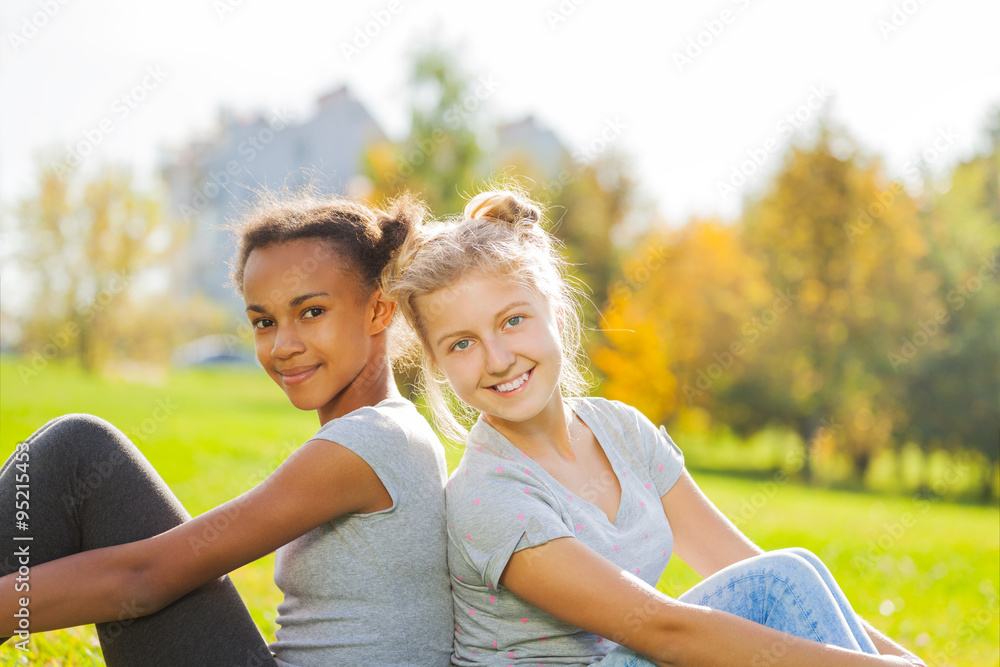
[382, 188, 926, 667]
[1, 191, 453, 666]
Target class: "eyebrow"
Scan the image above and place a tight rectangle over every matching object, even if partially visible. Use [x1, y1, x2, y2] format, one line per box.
[433, 300, 531, 347]
[245, 292, 330, 314]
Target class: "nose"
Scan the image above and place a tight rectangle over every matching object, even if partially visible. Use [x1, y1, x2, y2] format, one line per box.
[483, 335, 516, 376]
[271, 322, 306, 359]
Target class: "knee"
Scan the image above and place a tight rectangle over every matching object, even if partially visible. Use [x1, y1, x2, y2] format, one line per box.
[27, 413, 134, 462]
[773, 547, 830, 576]
[755, 550, 824, 586]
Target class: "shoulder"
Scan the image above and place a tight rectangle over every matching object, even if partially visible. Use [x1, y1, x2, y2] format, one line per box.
[570, 396, 658, 440]
[314, 398, 436, 452]
[311, 398, 446, 494]
[447, 428, 560, 523]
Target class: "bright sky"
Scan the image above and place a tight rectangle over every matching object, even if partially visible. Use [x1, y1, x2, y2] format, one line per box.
[2, 0, 998, 226]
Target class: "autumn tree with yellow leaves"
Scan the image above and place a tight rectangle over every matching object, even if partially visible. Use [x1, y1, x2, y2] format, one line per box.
[594, 126, 953, 481]
[733, 127, 939, 479]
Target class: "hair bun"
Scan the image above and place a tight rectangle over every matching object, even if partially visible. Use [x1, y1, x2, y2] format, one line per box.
[464, 190, 541, 226]
[377, 191, 426, 255]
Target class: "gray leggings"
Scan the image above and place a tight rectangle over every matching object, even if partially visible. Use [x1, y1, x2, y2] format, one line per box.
[1, 413, 278, 667]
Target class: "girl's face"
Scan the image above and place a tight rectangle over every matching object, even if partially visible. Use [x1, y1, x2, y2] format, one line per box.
[242, 238, 393, 424]
[417, 271, 564, 428]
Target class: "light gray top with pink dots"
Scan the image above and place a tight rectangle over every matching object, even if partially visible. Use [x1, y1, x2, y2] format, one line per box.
[447, 396, 685, 666]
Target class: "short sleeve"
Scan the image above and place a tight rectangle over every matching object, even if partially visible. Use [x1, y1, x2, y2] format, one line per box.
[310, 405, 404, 506]
[447, 464, 574, 590]
[594, 398, 684, 497]
[646, 424, 685, 496]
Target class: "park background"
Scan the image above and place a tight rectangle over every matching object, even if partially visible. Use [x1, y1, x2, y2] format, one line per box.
[1, 1, 998, 665]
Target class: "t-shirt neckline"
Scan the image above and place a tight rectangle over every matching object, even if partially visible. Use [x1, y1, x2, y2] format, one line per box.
[472, 398, 629, 527]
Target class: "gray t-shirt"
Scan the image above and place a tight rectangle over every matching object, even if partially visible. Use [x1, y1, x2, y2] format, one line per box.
[271, 397, 454, 667]
[447, 397, 685, 666]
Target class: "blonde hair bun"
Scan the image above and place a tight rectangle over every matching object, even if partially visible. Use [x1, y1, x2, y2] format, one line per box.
[464, 190, 541, 226]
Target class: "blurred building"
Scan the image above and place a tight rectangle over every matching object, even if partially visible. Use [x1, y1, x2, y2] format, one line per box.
[494, 115, 569, 175]
[161, 85, 385, 309]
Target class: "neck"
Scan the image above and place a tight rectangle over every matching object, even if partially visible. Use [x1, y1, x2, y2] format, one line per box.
[317, 335, 400, 425]
[483, 388, 575, 459]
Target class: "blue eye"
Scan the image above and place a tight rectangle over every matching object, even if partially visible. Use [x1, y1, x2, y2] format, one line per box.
[452, 339, 471, 351]
[505, 316, 524, 328]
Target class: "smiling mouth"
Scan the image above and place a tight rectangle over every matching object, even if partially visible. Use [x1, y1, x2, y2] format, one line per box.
[278, 365, 319, 385]
[489, 369, 533, 395]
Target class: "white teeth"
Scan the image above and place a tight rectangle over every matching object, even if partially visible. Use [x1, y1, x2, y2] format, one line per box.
[494, 371, 530, 393]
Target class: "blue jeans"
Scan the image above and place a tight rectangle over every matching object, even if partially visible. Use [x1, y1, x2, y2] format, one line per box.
[599, 548, 878, 666]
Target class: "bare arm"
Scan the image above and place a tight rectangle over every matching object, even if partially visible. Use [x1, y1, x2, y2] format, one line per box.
[0, 437, 390, 635]
[661, 470, 925, 665]
[660, 469, 763, 577]
[500, 537, 916, 667]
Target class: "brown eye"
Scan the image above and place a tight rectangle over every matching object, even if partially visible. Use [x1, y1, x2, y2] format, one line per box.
[303, 307, 324, 319]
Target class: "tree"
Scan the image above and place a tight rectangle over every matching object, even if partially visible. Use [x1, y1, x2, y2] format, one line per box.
[734, 125, 938, 480]
[590, 219, 770, 426]
[363, 45, 487, 216]
[13, 162, 176, 374]
[902, 111, 1000, 496]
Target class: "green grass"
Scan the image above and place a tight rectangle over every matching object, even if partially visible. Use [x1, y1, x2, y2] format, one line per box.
[1, 358, 997, 666]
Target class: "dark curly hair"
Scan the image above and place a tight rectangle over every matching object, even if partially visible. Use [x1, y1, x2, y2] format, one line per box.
[228, 187, 426, 299]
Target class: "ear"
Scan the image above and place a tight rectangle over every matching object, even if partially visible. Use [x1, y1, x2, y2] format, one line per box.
[368, 288, 396, 335]
[555, 306, 566, 334]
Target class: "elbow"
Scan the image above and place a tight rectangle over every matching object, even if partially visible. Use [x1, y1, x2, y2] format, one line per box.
[603, 603, 682, 666]
[106, 550, 173, 621]
[631, 603, 709, 667]
[130, 562, 176, 618]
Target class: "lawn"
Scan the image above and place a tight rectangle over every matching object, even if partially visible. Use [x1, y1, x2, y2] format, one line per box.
[1, 358, 997, 666]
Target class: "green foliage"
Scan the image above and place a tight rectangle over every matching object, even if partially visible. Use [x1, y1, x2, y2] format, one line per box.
[361, 44, 640, 315]
[737, 126, 934, 478]
[9, 162, 235, 375]
[902, 114, 1000, 486]
[593, 117, 1000, 489]
[363, 45, 486, 216]
[11, 165, 174, 372]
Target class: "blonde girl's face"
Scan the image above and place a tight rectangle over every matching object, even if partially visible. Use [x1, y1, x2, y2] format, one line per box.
[417, 271, 564, 428]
